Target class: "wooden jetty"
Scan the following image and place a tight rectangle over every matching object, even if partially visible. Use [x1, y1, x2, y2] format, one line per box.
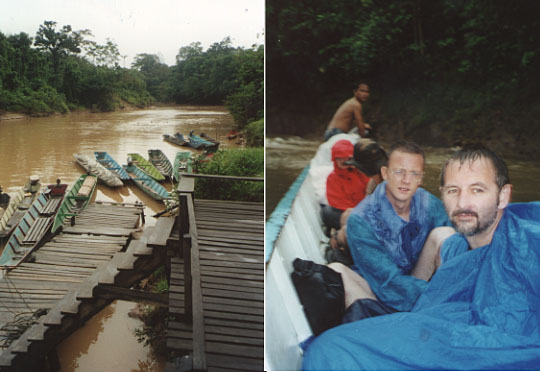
[165, 175, 264, 372]
[0, 200, 177, 371]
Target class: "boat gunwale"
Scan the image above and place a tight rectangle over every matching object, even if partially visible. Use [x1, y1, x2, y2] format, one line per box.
[51, 174, 98, 233]
[265, 165, 311, 263]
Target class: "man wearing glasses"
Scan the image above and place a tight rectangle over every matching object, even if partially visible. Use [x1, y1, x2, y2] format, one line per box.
[328, 141, 452, 322]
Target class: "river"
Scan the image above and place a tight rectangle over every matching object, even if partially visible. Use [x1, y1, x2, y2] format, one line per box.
[266, 136, 540, 216]
[0, 106, 237, 371]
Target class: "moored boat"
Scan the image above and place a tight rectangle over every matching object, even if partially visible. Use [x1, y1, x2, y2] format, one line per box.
[163, 133, 189, 147]
[51, 174, 98, 234]
[200, 132, 220, 146]
[74, 153, 124, 187]
[123, 164, 170, 201]
[0, 187, 25, 235]
[173, 151, 193, 181]
[94, 151, 131, 181]
[148, 149, 174, 179]
[265, 134, 361, 371]
[188, 130, 219, 151]
[0, 175, 42, 238]
[0, 181, 68, 267]
[128, 153, 166, 182]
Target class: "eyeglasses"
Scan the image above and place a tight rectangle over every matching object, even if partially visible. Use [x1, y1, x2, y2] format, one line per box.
[389, 168, 423, 181]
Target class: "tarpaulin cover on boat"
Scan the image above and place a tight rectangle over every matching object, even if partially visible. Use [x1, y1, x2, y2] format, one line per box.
[303, 203, 540, 370]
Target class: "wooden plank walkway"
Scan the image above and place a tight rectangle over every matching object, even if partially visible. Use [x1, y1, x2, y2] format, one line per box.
[0, 201, 170, 371]
[167, 199, 264, 372]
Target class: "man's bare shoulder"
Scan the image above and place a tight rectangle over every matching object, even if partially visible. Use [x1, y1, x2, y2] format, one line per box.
[343, 97, 362, 109]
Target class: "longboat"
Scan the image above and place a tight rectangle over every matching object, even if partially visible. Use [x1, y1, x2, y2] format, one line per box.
[0, 182, 68, 267]
[74, 153, 123, 187]
[173, 151, 193, 182]
[0, 187, 25, 235]
[51, 174, 98, 234]
[148, 149, 174, 179]
[265, 133, 362, 371]
[163, 133, 189, 147]
[127, 153, 166, 182]
[94, 151, 131, 181]
[188, 131, 219, 151]
[200, 132, 220, 146]
[0, 176, 42, 238]
[123, 164, 170, 201]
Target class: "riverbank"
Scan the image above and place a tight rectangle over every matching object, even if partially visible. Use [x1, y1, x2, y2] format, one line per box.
[0, 102, 147, 121]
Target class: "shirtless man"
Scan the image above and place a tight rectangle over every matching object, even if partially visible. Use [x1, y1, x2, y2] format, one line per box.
[324, 83, 371, 141]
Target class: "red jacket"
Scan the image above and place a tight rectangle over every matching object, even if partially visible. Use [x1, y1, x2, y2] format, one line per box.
[326, 140, 371, 210]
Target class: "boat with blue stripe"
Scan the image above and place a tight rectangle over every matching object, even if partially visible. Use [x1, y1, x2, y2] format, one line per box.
[94, 152, 130, 181]
[123, 164, 170, 201]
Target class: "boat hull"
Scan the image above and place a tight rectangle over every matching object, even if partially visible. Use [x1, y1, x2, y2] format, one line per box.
[265, 166, 327, 371]
[173, 152, 193, 181]
[124, 165, 170, 201]
[148, 149, 174, 179]
[51, 174, 98, 234]
[74, 153, 123, 187]
[94, 152, 131, 181]
[128, 153, 166, 182]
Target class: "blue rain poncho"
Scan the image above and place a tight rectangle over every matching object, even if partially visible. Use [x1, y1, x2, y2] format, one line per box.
[346, 182, 449, 311]
[304, 202, 540, 370]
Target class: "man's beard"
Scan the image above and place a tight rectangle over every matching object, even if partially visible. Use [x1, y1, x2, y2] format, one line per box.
[451, 205, 498, 237]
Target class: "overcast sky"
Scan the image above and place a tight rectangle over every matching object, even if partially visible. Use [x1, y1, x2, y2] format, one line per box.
[0, 0, 264, 66]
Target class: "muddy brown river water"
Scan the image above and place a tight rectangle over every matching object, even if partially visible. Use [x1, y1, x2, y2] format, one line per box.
[0, 105, 237, 371]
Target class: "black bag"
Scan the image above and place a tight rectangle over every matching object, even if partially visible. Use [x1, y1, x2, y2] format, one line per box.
[291, 258, 345, 335]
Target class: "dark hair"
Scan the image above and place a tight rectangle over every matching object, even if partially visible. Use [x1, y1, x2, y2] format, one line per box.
[387, 140, 425, 162]
[353, 82, 369, 91]
[440, 143, 510, 189]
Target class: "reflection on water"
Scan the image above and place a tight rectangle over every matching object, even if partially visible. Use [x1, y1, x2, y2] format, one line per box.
[0, 105, 236, 371]
[58, 301, 164, 372]
[266, 137, 540, 215]
[265, 137, 319, 217]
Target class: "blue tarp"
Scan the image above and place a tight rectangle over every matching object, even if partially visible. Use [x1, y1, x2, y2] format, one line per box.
[303, 202, 540, 370]
[347, 183, 450, 311]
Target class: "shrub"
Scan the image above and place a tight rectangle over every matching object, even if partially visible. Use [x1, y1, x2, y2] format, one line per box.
[245, 119, 264, 147]
[194, 148, 263, 202]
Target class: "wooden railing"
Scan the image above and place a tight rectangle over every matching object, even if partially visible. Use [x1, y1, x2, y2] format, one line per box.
[175, 173, 263, 371]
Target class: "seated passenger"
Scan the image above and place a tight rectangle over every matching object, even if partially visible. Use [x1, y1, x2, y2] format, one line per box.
[304, 144, 540, 371]
[321, 139, 371, 230]
[330, 141, 450, 317]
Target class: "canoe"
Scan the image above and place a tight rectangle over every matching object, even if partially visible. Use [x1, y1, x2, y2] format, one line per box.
[148, 149, 174, 179]
[0, 182, 68, 267]
[123, 164, 170, 201]
[0, 187, 25, 234]
[173, 151, 193, 182]
[74, 153, 124, 187]
[128, 153, 166, 182]
[0, 176, 42, 238]
[265, 134, 361, 371]
[227, 130, 239, 139]
[200, 132, 220, 146]
[94, 151, 131, 181]
[163, 133, 189, 147]
[51, 174, 98, 234]
[188, 130, 219, 151]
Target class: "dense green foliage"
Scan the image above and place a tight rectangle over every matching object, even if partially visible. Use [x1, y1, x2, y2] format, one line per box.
[267, 0, 540, 158]
[170, 39, 264, 128]
[194, 148, 264, 202]
[0, 21, 151, 114]
[246, 119, 264, 147]
[1, 21, 263, 129]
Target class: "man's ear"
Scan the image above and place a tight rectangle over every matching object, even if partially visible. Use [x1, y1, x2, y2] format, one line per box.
[498, 184, 512, 209]
[380, 166, 388, 181]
